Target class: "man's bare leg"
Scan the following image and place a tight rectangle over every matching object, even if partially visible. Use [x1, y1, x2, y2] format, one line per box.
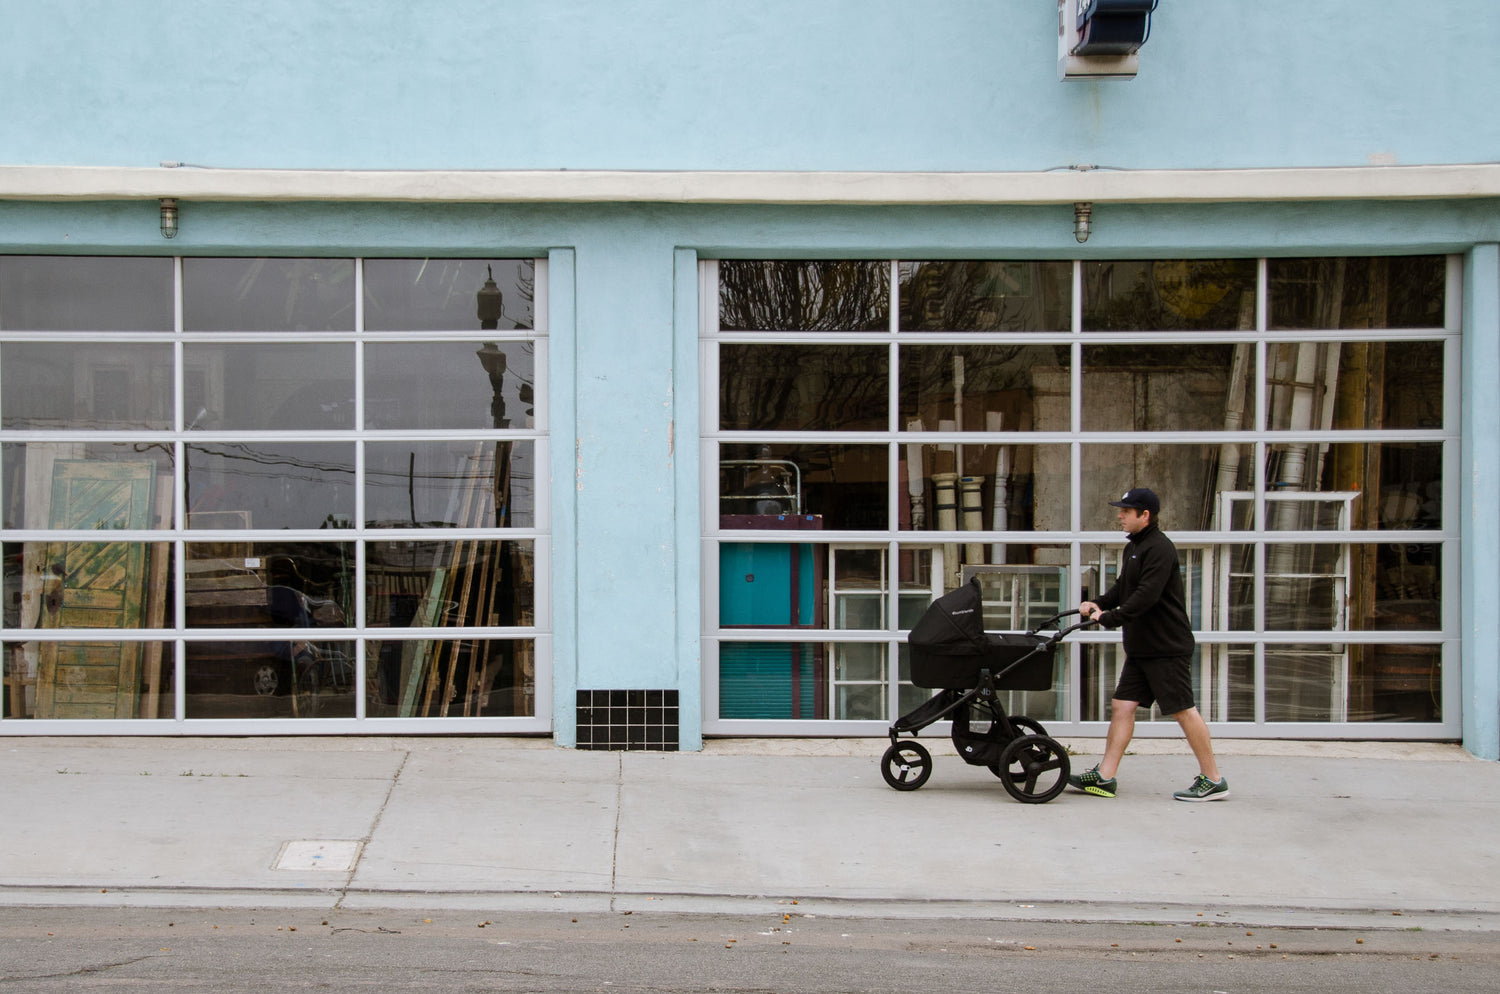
[1097, 699, 1138, 779]
[1173, 705, 1221, 781]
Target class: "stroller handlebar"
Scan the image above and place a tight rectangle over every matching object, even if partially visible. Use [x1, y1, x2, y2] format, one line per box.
[1026, 609, 1102, 640]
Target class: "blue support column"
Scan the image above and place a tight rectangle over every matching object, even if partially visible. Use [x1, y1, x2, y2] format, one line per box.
[1462, 244, 1500, 760]
[673, 248, 704, 750]
[549, 248, 579, 745]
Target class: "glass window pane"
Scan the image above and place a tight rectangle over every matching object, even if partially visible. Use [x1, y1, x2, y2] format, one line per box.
[1081, 443, 1246, 530]
[0, 256, 173, 331]
[718, 641, 826, 718]
[365, 341, 535, 430]
[182, 342, 355, 430]
[366, 637, 535, 717]
[898, 261, 1071, 331]
[903, 443, 1071, 544]
[1256, 442, 1441, 531]
[363, 259, 535, 331]
[719, 542, 829, 628]
[2, 342, 174, 430]
[183, 258, 355, 331]
[1267, 341, 1443, 430]
[365, 540, 535, 628]
[1264, 543, 1347, 630]
[900, 343, 1069, 432]
[187, 442, 354, 530]
[718, 261, 889, 331]
[720, 344, 886, 431]
[719, 443, 887, 530]
[1265, 643, 1345, 721]
[3, 638, 174, 720]
[6, 539, 173, 630]
[1350, 543, 1440, 632]
[365, 441, 534, 529]
[183, 639, 356, 719]
[1082, 343, 1255, 431]
[1268, 256, 1445, 330]
[1083, 259, 1257, 331]
[184, 541, 353, 630]
[3, 445, 174, 529]
[1351, 643, 1441, 722]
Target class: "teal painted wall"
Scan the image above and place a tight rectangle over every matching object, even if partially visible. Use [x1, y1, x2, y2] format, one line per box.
[1, 1, 1495, 172]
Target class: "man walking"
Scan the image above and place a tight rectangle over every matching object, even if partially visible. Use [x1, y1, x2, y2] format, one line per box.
[1071, 487, 1228, 801]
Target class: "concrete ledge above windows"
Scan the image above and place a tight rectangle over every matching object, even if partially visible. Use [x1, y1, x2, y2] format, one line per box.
[5, 164, 1500, 206]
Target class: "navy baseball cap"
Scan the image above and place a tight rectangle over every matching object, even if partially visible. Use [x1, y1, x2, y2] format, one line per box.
[1109, 487, 1160, 514]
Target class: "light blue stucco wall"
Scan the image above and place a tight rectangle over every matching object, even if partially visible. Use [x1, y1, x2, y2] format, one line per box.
[3, 1, 1499, 754]
[1, 0, 1496, 172]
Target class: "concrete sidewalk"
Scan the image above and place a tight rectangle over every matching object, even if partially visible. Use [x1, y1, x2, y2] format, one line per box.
[1, 736, 1496, 931]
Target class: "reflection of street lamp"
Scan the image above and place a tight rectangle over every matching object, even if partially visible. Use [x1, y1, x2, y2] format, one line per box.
[476, 265, 504, 330]
[475, 342, 508, 429]
[476, 266, 509, 429]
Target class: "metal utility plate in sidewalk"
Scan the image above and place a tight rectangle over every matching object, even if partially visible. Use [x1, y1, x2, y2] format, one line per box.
[274, 840, 363, 872]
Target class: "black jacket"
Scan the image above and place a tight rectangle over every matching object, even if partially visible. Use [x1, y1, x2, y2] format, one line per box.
[1095, 522, 1196, 659]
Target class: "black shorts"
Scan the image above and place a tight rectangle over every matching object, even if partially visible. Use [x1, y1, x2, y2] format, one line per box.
[1112, 655, 1196, 716]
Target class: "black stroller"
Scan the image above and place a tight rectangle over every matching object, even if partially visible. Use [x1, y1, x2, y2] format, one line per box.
[880, 576, 1094, 803]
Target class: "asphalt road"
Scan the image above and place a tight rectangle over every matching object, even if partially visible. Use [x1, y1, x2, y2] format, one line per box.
[2, 907, 1496, 993]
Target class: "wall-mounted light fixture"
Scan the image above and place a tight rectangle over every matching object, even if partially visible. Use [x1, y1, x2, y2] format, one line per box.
[1074, 202, 1093, 243]
[159, 198, 179, 239]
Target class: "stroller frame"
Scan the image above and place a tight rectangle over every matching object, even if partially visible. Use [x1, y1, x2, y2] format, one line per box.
[882, 598, 1093, 803]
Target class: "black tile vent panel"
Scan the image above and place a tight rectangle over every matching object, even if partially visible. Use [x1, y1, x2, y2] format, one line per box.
[576, 690, 679, 751]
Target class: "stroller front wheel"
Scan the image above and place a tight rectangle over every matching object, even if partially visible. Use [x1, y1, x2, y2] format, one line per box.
[996, 734, 1070, 804]
[881, 741, 933, 791]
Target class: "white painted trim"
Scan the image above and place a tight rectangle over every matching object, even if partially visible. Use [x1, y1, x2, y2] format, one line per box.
[3, 163, 1500, 205]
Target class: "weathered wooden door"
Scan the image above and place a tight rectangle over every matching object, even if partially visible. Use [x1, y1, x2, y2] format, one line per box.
[34, 460, 156, 719]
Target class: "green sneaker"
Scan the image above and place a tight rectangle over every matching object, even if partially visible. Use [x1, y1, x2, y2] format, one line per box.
[1068, 765, 1117, 798]
[1173, 774, 1229, 802]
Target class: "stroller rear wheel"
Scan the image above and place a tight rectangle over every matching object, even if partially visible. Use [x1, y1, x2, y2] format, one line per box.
[996, 734, 1070, 804]
[880, 741, 933, 791]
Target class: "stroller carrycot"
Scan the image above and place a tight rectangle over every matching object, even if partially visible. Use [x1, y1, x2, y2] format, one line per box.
[907, 576, 1055, 691]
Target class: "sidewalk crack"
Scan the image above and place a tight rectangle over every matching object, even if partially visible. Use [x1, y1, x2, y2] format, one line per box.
[609, 752, 623, 912]
[335, 749, 410, 909]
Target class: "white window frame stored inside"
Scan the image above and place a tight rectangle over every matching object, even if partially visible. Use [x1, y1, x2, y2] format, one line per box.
[0, 256, 552, 735]
[700, 256, 1460, 740]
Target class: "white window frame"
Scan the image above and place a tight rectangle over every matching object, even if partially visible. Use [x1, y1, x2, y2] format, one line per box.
[702, 256, 1460, 740]
[0, 256, 552, 735]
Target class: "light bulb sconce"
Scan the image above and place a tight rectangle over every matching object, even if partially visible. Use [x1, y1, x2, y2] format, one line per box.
[1073, 202, 1093, 243]
[159, 198, 179, 239]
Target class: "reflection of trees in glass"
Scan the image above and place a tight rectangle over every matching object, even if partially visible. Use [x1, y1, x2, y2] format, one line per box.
[899, 261, 1070, 331]
[1083, 259, 1256, 331]
[719, 261, 889, 331]
[1269, 256, 1444, 330]
[719, 344, 885, 430]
